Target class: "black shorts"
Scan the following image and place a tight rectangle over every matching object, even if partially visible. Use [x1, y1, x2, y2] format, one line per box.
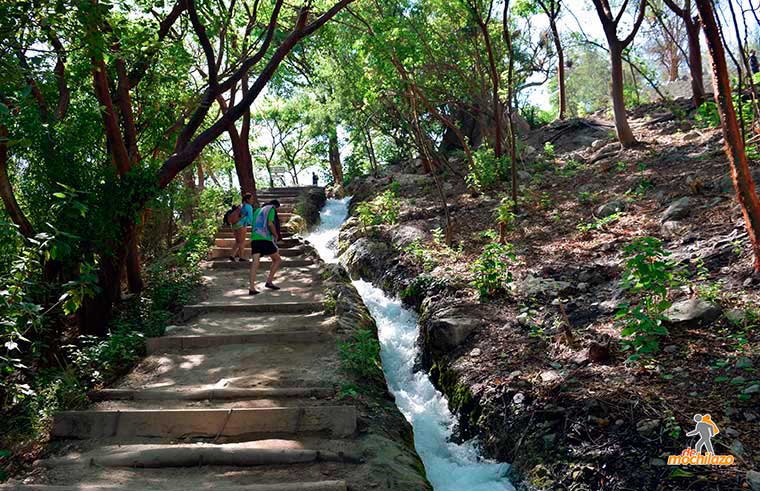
[251, 240, 278, 256]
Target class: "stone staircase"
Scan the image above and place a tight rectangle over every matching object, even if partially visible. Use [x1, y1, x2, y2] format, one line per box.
[208, 187, 319, 264]
[3, 187, 366, 491]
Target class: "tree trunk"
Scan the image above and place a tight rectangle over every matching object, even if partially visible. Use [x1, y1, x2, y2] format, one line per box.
[0, 125, 34, 237]
[686, 19, 705, 106]
[696, 0, 760, 272]
[328, 129, 344, 189]
[125, 235, 143, 293]
[79, 240, 127, 336]
[550, 19, 567, 120]
[609, 43, 637, 147]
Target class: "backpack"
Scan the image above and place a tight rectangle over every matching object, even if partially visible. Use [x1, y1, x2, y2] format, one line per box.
[223, 205, 242, 226]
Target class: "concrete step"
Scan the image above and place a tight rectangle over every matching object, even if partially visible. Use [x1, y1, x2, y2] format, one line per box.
[89, 387, 334, 402]
[183, 301, 324, 316]
[209, 259, 315, 269]
[51, 406, 357, 439]
[209, 247, 306, 259]
[214, 238, 301, 248]
[36, 441, 357, 469]
[146, 330, 327, 354]
[165, 312, 332, 337]
[0, 484, 347, 491]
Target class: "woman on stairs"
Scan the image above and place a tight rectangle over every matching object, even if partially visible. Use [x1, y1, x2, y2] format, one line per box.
[249, 199, 282, 295]
[230, 193, 254, 262]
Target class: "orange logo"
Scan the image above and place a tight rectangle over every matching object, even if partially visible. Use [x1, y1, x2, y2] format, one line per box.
[667, 414, 735, 466]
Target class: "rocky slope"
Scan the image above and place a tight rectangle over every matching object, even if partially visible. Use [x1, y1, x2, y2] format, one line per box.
[337, 100, 758, 491]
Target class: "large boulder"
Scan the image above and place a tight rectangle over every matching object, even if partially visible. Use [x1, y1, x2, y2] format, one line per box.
[665, 298, 722, 327]
[340, 236, 393, 280]
[422, 304, 481, 352]
[391, 225, 426, 249]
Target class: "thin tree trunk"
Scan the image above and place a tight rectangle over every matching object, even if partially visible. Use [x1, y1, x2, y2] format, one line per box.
[0, 125, 34, 237]
[686, 19, 705, 106]
[504, 0, 518, 208]
[549, 18, 567, 120]
[696, 0, 760, 273]
[610, 43, 637, 147]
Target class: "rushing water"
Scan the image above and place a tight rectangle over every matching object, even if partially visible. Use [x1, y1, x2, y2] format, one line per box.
[306, 198, 513, 491]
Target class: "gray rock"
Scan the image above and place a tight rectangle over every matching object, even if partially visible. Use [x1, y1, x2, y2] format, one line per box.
[745, 411, 758, 422]
[725, 427, 740, 437]
[595, 199, 626, 218]
[682, 130, 701, 141]
[664, 345, 678, 353]
[513, 275, 572, 298]
[747, 470, 760, 491]
[469, 348, 482, 358]
[516, 312, 530, 326]
[517, 170, 532, 182]
[661, 196, 691, 222]
[636, 419, 660, 438]
[730, 439, 745, 457]
[717, 168, 760, 193]
[523, 145, 537, 157]
[649, 458, 666, 467]
[513, 392, 525, 404]
[540, 370, 561, 383]
[426, 310, 481, 351]
[743, 384, 760, 395]
[577, 282, 589, 292]
[391, 225, 426, 249]
[665, 298, 722, 327]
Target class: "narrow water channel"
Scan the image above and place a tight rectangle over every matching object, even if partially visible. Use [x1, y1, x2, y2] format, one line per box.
[306, 198, 513, 491]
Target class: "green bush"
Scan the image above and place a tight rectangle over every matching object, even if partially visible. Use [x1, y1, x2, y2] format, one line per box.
[472, 242, 516, 300]
[465, 146, 504, 192]
[338, 329, 384, 383]
[616, 237, 681, 361]
[357, 189, 400, 226]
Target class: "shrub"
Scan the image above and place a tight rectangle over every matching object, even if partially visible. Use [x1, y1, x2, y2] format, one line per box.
[357, 189, 399, 226]
[472, 242, 516, 300]
[494, 198, 516, 231]
[465, 146, 503, 192]
[338, 329, 383, 383]
[616, 237, 681, 361]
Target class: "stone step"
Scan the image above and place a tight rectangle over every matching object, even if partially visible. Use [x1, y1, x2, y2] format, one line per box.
[51, 406, 357, 439]
[183, 301, 324, 316]
[210, 259, 315, 269]
[165, 312, 332, 337]
[214, 238, 301, 248]
[146, 330, 327, 354]
[89, 387, 334, 402]
[209, 247, 306, 259]
[36, 442, 357, 469]
[0, 482, 347, 491]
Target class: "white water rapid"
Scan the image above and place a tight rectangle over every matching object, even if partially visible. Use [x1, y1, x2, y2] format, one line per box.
[306, 198, 514, 491]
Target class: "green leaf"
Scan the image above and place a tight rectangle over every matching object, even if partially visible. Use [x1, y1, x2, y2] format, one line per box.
[669, 469, 694, 478]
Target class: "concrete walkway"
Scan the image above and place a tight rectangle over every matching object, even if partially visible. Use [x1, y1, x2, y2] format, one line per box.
[5, 188, 368, 490]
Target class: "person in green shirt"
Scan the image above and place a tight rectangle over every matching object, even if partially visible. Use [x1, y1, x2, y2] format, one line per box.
[249, 200, 282, 295]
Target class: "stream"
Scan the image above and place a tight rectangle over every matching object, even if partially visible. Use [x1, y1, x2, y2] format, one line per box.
[306, 198, 514, 491]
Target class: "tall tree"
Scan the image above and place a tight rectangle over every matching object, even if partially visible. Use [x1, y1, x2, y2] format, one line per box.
[695, 0, 760, 273]
[591, 0, 648, 147]
[535, 0, 567, 120]
[662, 0, 705, 106]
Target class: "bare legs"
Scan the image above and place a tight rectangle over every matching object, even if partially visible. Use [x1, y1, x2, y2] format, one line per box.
[231, 227, 246, 260]
[249, 252, 281, 293]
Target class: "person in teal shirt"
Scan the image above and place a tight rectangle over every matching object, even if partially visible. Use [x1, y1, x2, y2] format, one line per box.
[230, 193, 254, 262]
[249, 199, 282, 294]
